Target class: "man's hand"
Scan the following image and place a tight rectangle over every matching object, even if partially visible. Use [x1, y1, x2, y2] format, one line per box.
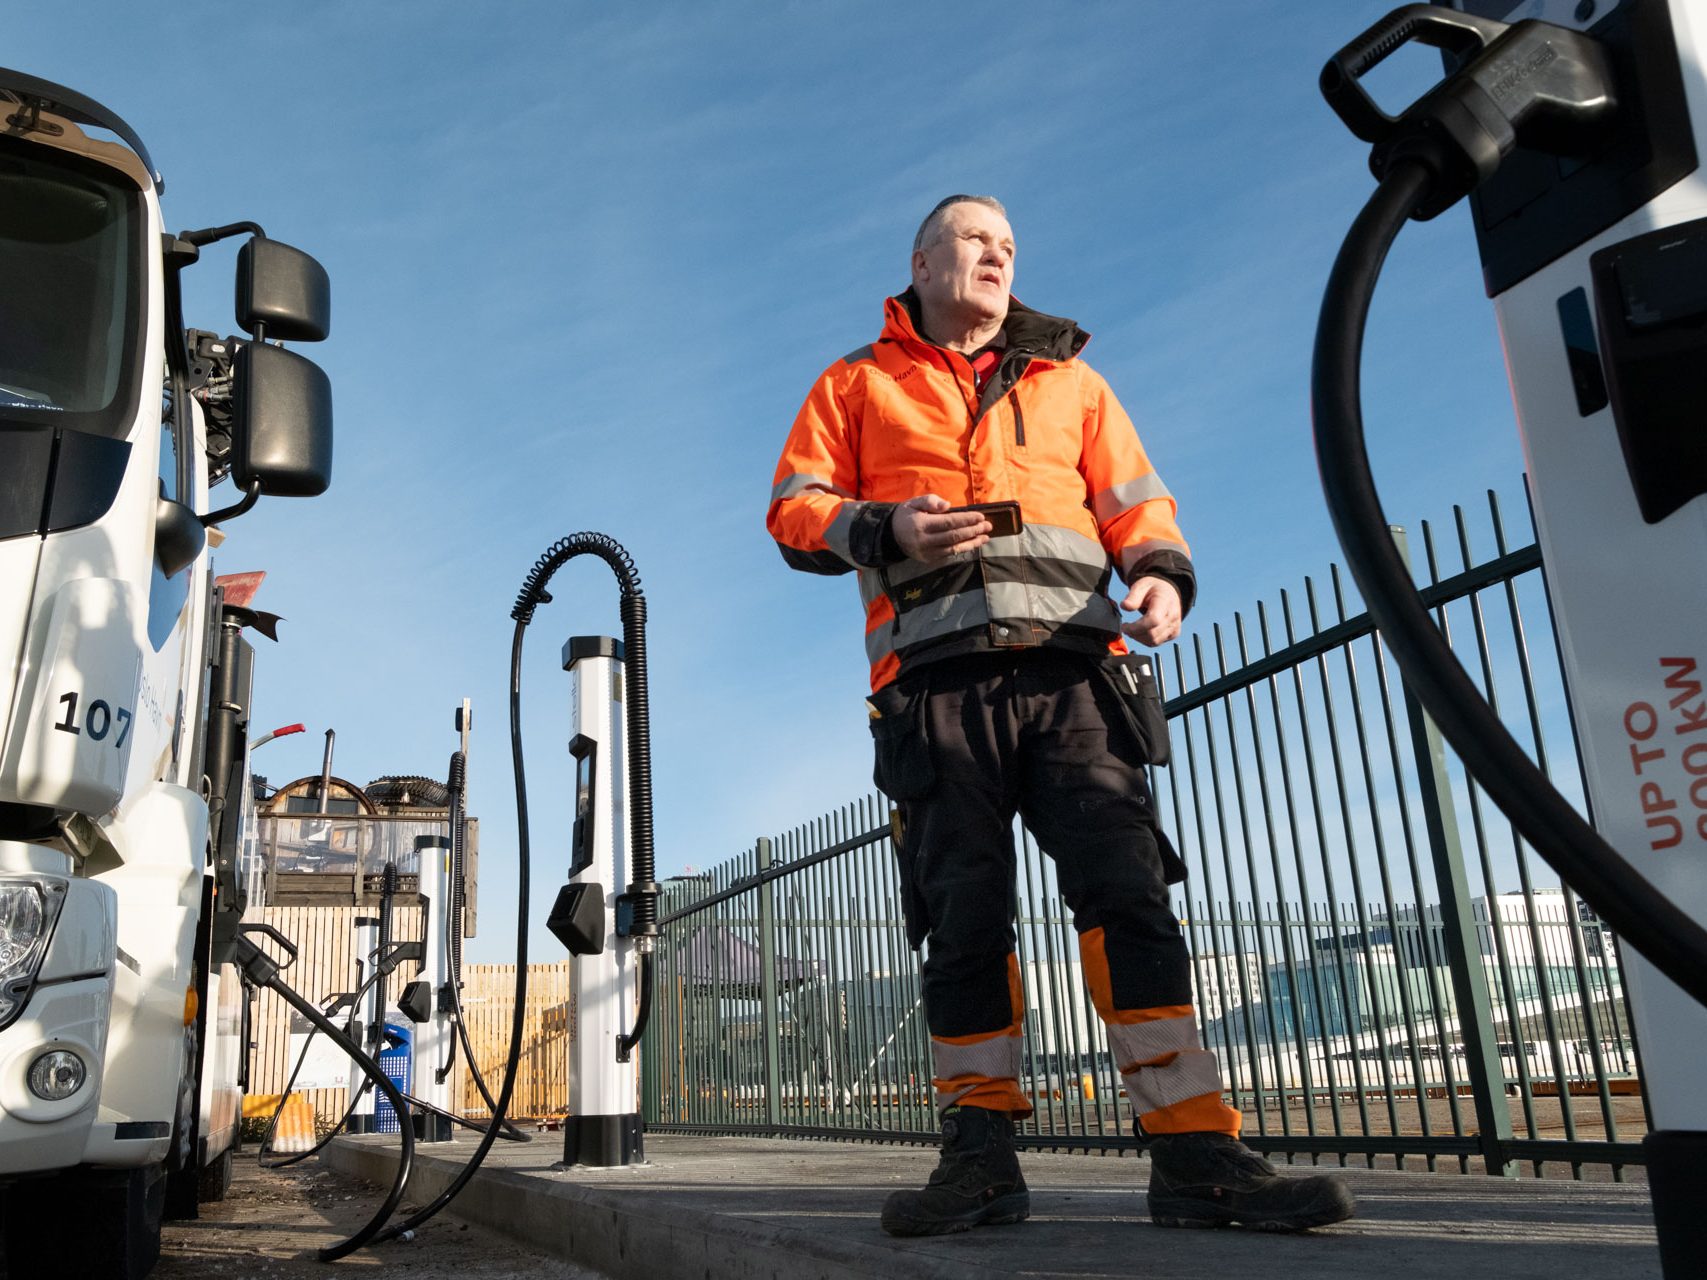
[1120, 575, 1182, 647]
[892, 495, 992, 563]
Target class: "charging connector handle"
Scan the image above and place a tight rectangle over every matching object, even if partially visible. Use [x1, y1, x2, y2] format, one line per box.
[1321, 5, 1615, 219]
[1323, 4, 1509, 141]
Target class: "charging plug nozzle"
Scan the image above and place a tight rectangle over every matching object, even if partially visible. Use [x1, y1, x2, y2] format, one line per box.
[1321, 3, 1616, 219]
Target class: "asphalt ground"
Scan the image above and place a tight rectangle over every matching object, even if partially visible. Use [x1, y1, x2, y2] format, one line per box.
[324, 1130, 1662, 1280]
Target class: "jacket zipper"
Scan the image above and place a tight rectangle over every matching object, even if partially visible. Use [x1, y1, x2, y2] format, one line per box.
[1008, 391, 1026, 447]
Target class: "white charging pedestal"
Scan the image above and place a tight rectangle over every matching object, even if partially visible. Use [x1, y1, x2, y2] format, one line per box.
[408, 834, 455, 1142]
[343, 915, 382, 1133]
[553, 635, 643, 1166]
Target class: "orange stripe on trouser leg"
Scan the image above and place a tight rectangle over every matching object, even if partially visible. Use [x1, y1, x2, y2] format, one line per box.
[930, 955, 1030, 1117]
[938, 1073, 1031, 1116]
[1081, 930, 1195, 1026]
[1081, 926, 1115, 1021]
[1138, 1089, 1243, 1137]
[1083, 951, 1242, 1138]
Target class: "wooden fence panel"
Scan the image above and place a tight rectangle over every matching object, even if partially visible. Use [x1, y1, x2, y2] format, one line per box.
[458, 962, 573, 1120]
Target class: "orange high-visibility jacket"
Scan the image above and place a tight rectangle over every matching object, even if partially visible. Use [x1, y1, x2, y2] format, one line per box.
[768, 290, 1194, 690]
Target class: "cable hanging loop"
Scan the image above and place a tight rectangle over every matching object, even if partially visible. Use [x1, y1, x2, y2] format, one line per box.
[511, 531, 642, 623]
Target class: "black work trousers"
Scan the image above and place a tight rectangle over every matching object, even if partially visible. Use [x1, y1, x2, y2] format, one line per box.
[869, 648, 1191, 1041]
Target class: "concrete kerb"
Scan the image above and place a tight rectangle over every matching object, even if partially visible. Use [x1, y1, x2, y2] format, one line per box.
[327, 1134, 994, 1280]
[322, 1131, 1662, 1280]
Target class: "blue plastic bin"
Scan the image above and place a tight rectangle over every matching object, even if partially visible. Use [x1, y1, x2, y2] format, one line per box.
[374, 1021, 412, 1134]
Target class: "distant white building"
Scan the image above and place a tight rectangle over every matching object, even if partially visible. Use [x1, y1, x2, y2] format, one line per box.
[1183, 889, 1624, 1054]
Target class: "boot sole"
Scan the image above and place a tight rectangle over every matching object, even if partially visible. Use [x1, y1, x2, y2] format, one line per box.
[881, 1192, 1031, 1238]
[1148, 1194, 1355, 1233]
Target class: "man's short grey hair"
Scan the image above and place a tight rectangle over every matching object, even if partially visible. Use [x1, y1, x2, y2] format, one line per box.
[913, 194, 1008, 252]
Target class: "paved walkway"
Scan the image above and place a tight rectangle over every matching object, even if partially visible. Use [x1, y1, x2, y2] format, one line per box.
[324, 1132, 1660, 1280]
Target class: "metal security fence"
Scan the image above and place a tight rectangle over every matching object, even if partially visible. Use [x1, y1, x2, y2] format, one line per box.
[643, 493, 1648, 1178]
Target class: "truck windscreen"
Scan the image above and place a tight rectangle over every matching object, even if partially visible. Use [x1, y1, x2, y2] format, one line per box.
[0, 134, 144, 440]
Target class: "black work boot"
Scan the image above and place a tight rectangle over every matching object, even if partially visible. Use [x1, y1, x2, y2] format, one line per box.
[880, 1106, 1030, 1237]
[1146, 1132, 1356, 1231]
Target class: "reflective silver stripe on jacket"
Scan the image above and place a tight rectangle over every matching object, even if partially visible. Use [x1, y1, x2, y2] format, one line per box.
[771, 472, 852, 504]
[1121, 1048, 1227, 1117]
[865, 619, 897, 666]
[893, 587, 992, 651]
[886, 525, 1119, 654]
[890, 580, 1118, 652]
[823, 502, 875, 567]
[860, 568, 896, 665]
[998, 522, 1113, 571]
[931, 1034, 1023, 1108]
[1092, 472, 1172, 524]
[1118, 537, 1190, 582]
[985, 581, 1118, 633]
[884, 523, 1108, 591]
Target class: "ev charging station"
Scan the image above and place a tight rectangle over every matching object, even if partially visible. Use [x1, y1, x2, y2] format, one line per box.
[404, 832, 456, 1142]
[548, 636, 645, 1167]
[1315, 2, 1707, 1272]
[1458, 0, 1707, 1138]
[343, 914, 382, 1134]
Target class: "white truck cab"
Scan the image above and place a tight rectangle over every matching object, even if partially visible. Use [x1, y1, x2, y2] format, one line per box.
[0, 68, 332, 1277]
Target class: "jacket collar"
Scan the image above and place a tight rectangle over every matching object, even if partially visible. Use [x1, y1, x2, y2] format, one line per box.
[885, 287, 1089, 363]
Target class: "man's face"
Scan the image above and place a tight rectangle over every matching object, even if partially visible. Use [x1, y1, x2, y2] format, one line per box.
[912, 202, 1015, 328]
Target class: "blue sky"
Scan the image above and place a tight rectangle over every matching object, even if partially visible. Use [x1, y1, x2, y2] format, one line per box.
[12, 2, 1533, 962]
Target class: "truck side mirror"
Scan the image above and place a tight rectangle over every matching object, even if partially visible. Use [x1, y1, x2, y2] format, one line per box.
[235, 237, 330, 343]
[231, 341, 332, 497]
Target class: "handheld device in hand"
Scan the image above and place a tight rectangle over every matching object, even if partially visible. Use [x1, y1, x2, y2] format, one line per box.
[949, 501, 1023, 538]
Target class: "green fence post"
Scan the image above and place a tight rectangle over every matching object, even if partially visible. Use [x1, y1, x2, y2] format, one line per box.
[1393, 526, 1514, 1177]
[641, 985, 661, 1124]
[758, 836, 782, 1130]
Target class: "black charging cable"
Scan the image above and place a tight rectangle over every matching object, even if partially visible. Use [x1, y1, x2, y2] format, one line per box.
[367, 592, 540, 1242]
[255, 987, 363, 1171]
[1311, 148, 1707, 1002]
[257, 940, 436, 1170]
[230, 925, 414, 1262]
[440, 750, 531, 1142]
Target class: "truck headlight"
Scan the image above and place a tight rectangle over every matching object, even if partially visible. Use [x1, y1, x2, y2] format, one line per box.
[0, 880, 66, 1030]
[26, 1049, 85, 1101]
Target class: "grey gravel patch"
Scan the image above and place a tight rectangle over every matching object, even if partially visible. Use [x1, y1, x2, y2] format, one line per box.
[151, 1152, 609, 1278]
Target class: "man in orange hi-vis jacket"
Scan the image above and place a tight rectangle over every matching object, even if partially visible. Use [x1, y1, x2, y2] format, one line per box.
[768, 195, 1354, 1237]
